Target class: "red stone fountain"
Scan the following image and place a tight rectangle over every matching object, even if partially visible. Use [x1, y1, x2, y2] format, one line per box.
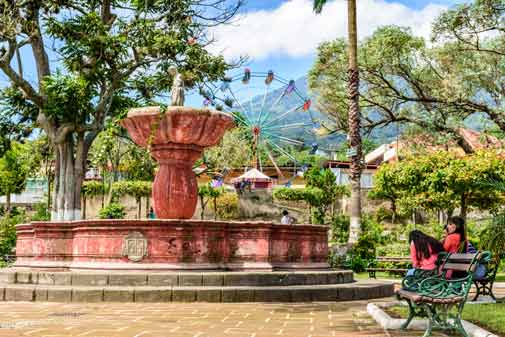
[14, 70, 330, 271]
[121, 106, 235, 219]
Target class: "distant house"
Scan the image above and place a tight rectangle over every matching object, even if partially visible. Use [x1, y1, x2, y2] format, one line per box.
[324, 161, 378, 189]
[365, 128, 504, 165]
[0, 178, 48, 206]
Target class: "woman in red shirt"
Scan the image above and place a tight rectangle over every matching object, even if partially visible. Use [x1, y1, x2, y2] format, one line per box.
[443, 216, 467, 253]
[409, 230, 445, 271]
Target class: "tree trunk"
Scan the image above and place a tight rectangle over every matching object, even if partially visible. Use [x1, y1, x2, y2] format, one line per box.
[214, 197, 217, 220]
[460, 194, 468, 220]
[137, 197, 142, 219]
[47, 172, 52, 212]
[82, 196, 87, 220]
[51, 135, 88, 221]
[6, 192, 11, 214]
[391, 199, 396, 224]
[347, 0, 362, 247]
[200, 195, 206, 219]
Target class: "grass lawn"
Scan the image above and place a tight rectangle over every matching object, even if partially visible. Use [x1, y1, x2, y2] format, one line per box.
[495, 273, 505, 282]
[387, 303, 505, 336]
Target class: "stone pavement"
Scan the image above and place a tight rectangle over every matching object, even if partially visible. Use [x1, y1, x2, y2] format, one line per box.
[0, 300, 451, 337]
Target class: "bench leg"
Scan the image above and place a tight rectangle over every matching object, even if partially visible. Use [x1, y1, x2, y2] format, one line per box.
[400, 299, 415, 330]
[422, 314, 433, 337]
[472, 281, 481, 301]
[454, 315, 469, 337]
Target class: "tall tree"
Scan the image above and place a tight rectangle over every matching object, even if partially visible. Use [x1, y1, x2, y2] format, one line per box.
[309, 26, 480, 153]
[0, 0, 243, 220]
[432, 0, 505, 133]
[313, 0, 362, 245]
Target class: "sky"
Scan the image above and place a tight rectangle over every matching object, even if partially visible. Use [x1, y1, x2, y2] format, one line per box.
[207, 0, 465, 81]
[1, 0, 467, 105]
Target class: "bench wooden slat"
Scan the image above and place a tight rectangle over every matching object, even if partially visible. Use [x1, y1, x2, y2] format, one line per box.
[443, 262, 472, 271]
[447, 253, 477, 262]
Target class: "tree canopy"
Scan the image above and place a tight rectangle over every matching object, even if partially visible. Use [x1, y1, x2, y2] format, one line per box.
[369, 150, 505, 219]
[0, 0, 243, 220]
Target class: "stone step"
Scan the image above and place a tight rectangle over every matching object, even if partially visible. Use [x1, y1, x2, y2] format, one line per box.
[0, 281, 394, 303]
[0, 269, 354, 287]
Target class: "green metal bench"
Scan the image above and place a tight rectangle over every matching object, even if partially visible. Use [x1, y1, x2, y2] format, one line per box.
[396, 251, 492, 337]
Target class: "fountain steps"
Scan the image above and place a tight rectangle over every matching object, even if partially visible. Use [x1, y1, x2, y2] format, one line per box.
[0, 269, 394, 302]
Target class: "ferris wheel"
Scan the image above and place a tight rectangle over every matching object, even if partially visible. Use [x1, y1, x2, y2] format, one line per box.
[199, 69, 325, 178]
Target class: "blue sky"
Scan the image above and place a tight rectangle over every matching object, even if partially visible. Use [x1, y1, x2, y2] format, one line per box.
[1, 0, 466, 106]
[195, 0, 465, 105]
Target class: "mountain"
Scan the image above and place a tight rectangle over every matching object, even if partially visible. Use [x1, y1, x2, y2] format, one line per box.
[239, 75, 488, 151]
[239, 76, 396, 150]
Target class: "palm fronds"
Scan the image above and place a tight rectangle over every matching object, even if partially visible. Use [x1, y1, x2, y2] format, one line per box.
[313, 0, 328, 14]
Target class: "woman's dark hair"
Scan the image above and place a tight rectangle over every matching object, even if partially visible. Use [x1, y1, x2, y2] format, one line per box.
[409, 230, 445, 261]
[282, 210, 289, 216]
[447, 216, 467, 245]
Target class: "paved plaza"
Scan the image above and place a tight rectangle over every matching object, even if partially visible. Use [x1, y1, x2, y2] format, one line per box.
[0, 300, 451, 337]
[0, 285, 502, 337]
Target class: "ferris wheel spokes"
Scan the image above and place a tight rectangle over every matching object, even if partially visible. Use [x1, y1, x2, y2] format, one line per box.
[263, 122, 314, 132]
[264, 138, 299, 163]
[262, 104, 304, 128]
[225, 88, 254, 125]
[256, 83, 271, 125]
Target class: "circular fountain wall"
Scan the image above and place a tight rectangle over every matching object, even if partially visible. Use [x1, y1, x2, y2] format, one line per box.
[14, 219, 329, 271]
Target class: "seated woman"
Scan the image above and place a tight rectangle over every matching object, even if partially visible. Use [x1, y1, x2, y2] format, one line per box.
[409, 230, 445, 272]
[442, 216, 468, 254]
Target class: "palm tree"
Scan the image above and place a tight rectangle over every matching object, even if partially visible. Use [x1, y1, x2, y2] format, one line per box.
[314, 0, 362, 246]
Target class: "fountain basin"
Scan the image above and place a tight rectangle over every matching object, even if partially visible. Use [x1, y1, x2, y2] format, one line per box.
[14, 220, 329, 271]
[121, 106, 235, 219]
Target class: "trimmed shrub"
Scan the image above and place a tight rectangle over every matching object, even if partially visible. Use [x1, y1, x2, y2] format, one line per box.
[99, 203, 126, 219]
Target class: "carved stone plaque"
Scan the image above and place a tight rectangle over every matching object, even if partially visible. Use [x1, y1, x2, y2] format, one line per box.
[122, 232, 148, 262]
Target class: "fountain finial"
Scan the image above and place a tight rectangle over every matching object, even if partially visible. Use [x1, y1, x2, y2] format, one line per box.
[169, 66, 185, 106]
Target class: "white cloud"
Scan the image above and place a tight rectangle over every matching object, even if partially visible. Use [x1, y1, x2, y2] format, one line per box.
[207, 0, 447, 60]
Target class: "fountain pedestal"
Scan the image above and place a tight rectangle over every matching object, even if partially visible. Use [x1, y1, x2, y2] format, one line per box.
[121, 106, 235, 219]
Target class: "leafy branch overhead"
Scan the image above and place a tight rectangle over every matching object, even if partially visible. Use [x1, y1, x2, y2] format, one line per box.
[309, 23, 505, 152]
[0, 0, 244, 220]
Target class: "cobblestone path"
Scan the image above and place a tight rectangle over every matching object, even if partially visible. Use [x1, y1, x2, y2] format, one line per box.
[0, 300, 453, 337]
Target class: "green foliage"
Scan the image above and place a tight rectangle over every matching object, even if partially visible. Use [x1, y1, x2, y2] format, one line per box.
[82, 181, 107, 197]
[344, 216, 386, 272]
[308, 24, 504, 145]
[0, 143, 29, 205]
[330, 214, 349, 243]
[203, 128, 253, 171]
[198, 184, 224, 199]
[480, 213, 505, 258]
[216, 192, 239, 220]
[369, 150, 505, 216]
[89, 118, 156, 182]
[273, 187, 306, 202]
[274, 168, 349, 224]
[31, 202, 51, 222]
[98, 203, 126, 219]
[0, 0, 241, 219]
[42, 73, 94, 123]
[198, 184, 225, 219]
[111, 181, 152, 201]
[0, 213, 25, 257]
